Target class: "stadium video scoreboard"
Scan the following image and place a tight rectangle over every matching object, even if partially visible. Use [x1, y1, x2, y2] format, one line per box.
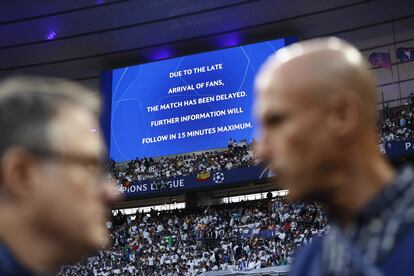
[101, 37, 293, 197]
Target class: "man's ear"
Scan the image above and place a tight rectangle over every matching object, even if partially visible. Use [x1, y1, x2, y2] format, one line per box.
[327, 91, 361, 142]
[0, 147, 38, 200]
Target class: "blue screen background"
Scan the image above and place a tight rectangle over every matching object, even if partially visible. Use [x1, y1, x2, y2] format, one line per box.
[110, 39, 286, 162]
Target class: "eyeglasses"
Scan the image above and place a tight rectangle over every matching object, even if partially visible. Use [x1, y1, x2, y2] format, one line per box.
[29, 147, 109, 178]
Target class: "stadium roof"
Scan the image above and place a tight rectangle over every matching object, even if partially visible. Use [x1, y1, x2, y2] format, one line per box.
[0, 0, 411, 91]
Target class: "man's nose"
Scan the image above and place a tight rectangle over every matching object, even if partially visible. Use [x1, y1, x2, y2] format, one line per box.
[254, 137, 272, 162]
[101, 176, 122, 205]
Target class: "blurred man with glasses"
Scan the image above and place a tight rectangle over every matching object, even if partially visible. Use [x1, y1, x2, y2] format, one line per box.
[0, 77, 118, 275]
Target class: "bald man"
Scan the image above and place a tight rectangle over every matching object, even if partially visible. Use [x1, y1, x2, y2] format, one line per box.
[255, 37, 414, 275]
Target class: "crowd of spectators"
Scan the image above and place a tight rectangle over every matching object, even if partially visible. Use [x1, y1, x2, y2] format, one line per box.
[59, 197, 328, 275]
[111, 139, 260, 184]
[59, 100, 413, 275]
[379, 98, 414, 144]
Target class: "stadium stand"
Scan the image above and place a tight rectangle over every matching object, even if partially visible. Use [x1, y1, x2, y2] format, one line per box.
[112, 139, 260, 183]
[59, 101, 413, 276]
[59, 197, 328, 275]
[378, 97, 414, 144]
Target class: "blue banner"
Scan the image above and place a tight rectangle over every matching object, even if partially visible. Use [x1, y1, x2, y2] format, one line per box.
[384, 138, 414, 158]
[241, 227, 278, 239]
[118, 165, 268, 198]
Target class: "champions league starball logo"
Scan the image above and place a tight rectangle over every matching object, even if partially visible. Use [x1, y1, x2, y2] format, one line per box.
[213, 172, 225, 183]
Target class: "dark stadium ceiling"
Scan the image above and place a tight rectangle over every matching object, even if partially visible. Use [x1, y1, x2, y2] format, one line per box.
[0, 0, 413, 90]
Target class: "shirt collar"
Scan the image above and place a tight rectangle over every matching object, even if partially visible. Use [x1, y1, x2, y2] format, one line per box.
[353, 165, 414, 228]
[0, 241, 33, 276]
[321, 165, 414, 275]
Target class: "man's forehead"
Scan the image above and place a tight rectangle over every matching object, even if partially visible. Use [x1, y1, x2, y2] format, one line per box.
[255, 80, 295, 118]
[50, 105, 104, 156]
